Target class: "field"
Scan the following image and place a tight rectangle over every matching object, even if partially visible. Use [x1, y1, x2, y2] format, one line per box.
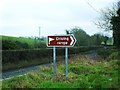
[2, 35, 46, 50]
[2, 54, 119, 89]
[2, 35, 40, 44]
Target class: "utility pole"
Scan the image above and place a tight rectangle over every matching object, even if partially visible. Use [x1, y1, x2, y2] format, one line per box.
[39, 27, 41, 40]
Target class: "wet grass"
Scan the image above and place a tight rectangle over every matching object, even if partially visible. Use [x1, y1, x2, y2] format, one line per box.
[2, 55, 119, 89]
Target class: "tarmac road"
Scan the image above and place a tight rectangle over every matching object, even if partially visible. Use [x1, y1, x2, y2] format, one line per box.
[1, 63, 50, 80]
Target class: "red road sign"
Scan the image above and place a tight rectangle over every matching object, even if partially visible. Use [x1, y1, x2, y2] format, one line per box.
[47, 34, 76, 47]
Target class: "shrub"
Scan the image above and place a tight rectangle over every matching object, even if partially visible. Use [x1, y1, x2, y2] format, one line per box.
[108, 51, 120, 60]
[97, 47, 120, 60]
[15, 41, 29, 49]
[2, 40, 20, 50]
[2, 46, 99, 64]
[35, 42, 47, 48]
[97, 48, 113, 59]
[2, 49, 52, 64]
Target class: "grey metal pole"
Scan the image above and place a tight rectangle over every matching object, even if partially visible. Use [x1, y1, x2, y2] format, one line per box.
[39, 27, 40, 39]
[53, 47, 56, 75]
[65, 47, 68, 79]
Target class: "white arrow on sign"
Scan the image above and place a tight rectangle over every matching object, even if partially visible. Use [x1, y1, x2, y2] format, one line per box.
[70, 36, 74, 45]
[49, 38, 55, 44]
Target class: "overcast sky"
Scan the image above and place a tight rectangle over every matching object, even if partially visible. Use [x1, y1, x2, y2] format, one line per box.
[0, 0, 117, 37]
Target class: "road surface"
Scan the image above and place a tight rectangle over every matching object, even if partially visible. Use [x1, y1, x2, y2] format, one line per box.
[1, 63, 50, 80]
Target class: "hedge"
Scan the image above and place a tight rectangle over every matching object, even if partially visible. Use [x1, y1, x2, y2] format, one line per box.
[108, 51, 120, 60]
[2, 46, 99, 64]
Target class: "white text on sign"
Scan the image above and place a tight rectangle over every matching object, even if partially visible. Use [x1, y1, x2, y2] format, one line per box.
[56, 37, 69, 41]
[57, 42, 68, 45]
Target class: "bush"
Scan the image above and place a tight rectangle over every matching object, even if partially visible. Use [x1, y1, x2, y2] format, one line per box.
[97, 47, 120, 60]
[35, 42, 47, 48]
[97, 48, 113, 59]
[2, 46, 99, 64]
[2, 49, 52, 64]
[2, 38, 46, 50]
[15, 41, 29, 49]
[108, 51, 120, 60]
[2, 40, 20, 50]
[69, 46, 99, 54]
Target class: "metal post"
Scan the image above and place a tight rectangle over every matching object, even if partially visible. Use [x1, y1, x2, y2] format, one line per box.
[65, 47, 68, 79]
[53, 47, 56, 75]
[39, 27, 40, 40]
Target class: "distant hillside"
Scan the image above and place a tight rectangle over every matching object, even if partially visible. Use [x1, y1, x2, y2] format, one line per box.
[1, 35, 46, 50]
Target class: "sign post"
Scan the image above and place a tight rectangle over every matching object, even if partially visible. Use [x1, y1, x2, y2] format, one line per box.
[53, 47, 56, 75]
[65, 47, 68, 79]
[47, 34, 76, 77]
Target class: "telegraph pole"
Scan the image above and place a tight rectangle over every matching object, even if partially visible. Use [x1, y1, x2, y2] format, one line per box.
[39, 27, 41, 40]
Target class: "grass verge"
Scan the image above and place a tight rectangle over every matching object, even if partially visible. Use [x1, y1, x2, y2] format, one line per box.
[2, 55, 119, 89]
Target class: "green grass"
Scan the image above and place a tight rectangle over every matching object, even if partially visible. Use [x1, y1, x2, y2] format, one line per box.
[2, 55, 119, 89]
[2, 35, 36, 43]
[1, 35, 46, 48]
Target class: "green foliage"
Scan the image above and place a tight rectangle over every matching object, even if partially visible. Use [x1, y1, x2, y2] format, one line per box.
[69, 46, 99, 54]
[95, 2, 120, 47]
[98, 48, 112, 59]
[2, 49, 52, 64]
[66, 27, 90, 46]
[97, 47, 119, 60]
[89, 34, 104, 45]
[108, 51, 120, 60]
[2, 40, 20, 50]
[2, 46, 99, 71]
[106, 37, 113, 45]
[15, 41, 29, 49]
[2, 46, 99, 64]
[34, 42, 47, 48]
[2, 55, 119, 88]
[2, 35, 46, 50]
[66, 27, 107, 46]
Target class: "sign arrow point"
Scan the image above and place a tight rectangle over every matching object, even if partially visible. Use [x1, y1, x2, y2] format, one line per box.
[70, 36, 74, 45]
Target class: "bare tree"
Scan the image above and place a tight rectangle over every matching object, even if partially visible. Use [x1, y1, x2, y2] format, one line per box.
[95, 1, 120, 47]
[95, 3, 118, 31]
